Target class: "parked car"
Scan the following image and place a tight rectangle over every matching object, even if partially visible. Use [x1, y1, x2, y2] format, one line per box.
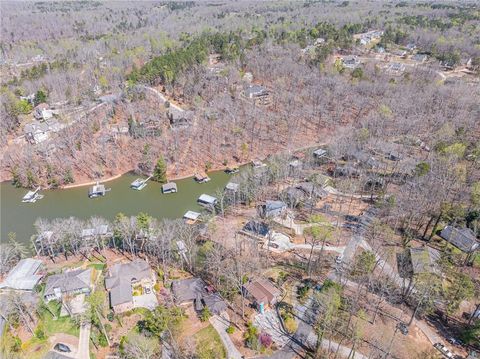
[54, 343, 71, 353]
[144, 287, 151, 294]
[447, 337, 463, 346]
[434, 343, 453, 358]
[335, 255, 343, 264]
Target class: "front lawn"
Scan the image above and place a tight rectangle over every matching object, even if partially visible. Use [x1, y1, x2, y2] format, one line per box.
[39, 300, 80, 337]
[194, 324, 226, 359]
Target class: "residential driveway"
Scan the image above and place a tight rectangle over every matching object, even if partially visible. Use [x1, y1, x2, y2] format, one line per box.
[49, 333, 78, 358]
[293, 243, 346, 254]
[209, 313, 242, 359]
[77, 323, 90, 359]
[253, 310, 290, 347]
[133, 292, 158, 310]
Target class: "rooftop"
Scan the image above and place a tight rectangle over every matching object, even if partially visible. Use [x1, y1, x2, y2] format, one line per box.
[44, 268, 92, 298]
[198, 194, 217, 205]
[105, 259, 152, 307]
[184, 211, 201, 221]
[243, 279, 281, 305]
[440, 226, 479, 253]
[225, 182, 239, 192]
[0, 258, 43, 291]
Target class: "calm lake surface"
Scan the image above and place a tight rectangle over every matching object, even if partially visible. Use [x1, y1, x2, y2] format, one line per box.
[0, 171, 232, 244]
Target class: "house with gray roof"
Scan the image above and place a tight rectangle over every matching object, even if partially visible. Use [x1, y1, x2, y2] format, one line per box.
[440, 226, 479, 254]
[0, 258, 43, 291]
[44, 268, 92, 302]
[409, 247, 440, 276]
[171, 277, 227, 315]
[245, 85, 268, 99]
[105, 259, 154, 313]
[258, 200, 287, 218]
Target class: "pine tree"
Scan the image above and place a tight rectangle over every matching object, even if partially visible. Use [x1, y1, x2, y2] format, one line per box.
[152, 156, 167, 183]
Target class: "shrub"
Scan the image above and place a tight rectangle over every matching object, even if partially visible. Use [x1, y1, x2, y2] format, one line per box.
[226, 325, 235, 334]
[11, 335, 22, 352]
[107, 311, 115, 322]
[35, 324, 46, 340]
[244, 322, 259, 350]
[98, 332, 108, 347]
[259, 332, 272, 348]
[284, 317, 298, 334]
[200, 307, 212, 322]
[297, 285, 310, 299]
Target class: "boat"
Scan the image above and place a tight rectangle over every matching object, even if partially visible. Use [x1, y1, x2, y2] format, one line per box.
[194, 172, 210, 183]
[130, 176, 151, 190]
[22, 187, 44, 203]
[225, 167, 239, 174]
[88, 182, 111, 198]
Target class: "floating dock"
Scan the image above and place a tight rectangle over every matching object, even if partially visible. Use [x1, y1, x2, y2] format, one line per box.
[131, 176, 151, 190]
[88, 182, 111, 198]
[162, 182, 177, 194]
[22, 187, 44, 203]
[225, 167, 239, 174]
[194, 172, 211, 183]
[183, 210, 201, 224]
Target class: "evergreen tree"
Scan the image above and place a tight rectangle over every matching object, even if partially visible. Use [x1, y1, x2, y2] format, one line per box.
[152, 156, 167, 183]
[34, 90, 47, 105]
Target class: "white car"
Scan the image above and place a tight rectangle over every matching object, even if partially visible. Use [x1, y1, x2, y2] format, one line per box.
[433, 343, 453, 358]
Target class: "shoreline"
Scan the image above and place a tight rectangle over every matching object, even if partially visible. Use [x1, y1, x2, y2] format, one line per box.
[1, 142, 325, 191]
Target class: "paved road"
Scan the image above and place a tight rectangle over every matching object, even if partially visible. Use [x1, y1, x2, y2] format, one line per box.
[293, 243, 346, 254]
[210, 313, 243, 359]
[76, 323, 90, 359]
[138, 85, 185, 112]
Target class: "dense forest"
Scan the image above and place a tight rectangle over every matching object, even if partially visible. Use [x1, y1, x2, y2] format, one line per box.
[1, 0, 479, 187]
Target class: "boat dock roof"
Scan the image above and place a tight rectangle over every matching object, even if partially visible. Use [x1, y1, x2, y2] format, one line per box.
[184, 211, 201, 221]
[162, 182, 178, 192]
[198, 194, 217, 205]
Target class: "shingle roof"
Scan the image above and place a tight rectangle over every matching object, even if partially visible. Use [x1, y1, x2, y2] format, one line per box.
[184, 211, 201, 221]
[440, 226, 479, 253]
[198, 194, 217, 205]
[225, 182, 239, 192]
[44, 268, 91, 297]
[105, 260, 151, 307]
[243, 279, 281, 305]
[243, 221, 270, 237]
[171, 277, 205, 304]
[171, 277, 227, 314]
[409, 247, 440, 275]
[0, 258, 43, 290]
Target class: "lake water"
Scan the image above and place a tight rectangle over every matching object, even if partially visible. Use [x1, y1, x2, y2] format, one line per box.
[0, 171, 232, 244]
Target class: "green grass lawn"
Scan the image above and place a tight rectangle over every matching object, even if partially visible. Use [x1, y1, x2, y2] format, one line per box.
[88, 263, 106, 271]
[194, 325, 226, 359]
[40, 300, 80, 337]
